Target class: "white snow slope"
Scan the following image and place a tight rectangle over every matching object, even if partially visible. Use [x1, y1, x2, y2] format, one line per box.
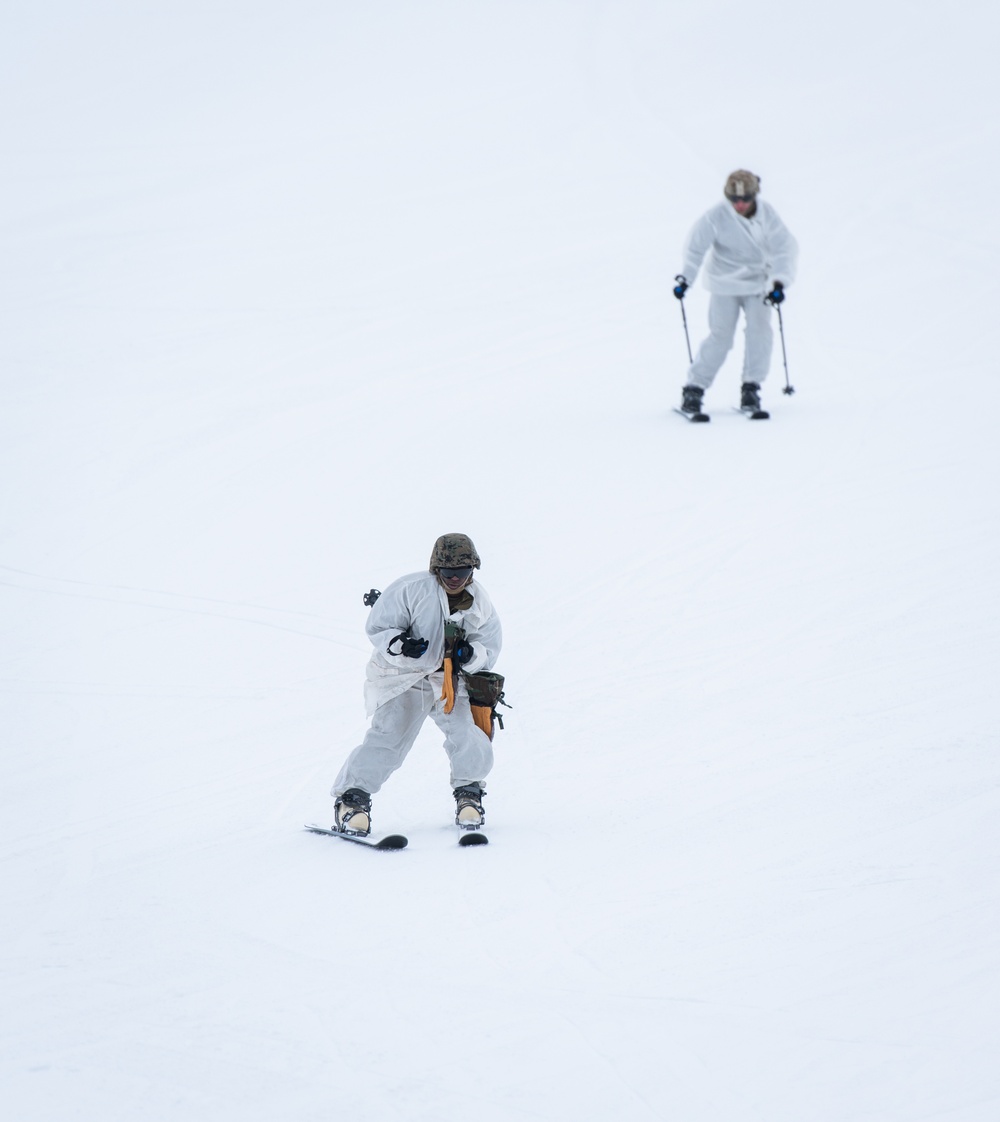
[3, 3, 999, 1120]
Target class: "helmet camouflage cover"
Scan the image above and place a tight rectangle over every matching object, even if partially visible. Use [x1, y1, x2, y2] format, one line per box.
[724, 169, 761, 200]
[429, 533, 481, 572]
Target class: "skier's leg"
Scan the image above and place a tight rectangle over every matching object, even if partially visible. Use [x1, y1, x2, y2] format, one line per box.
[687, 294, 741, 390]
[427, 675, 494, 790]
[331, 682, 432, 797]
[741, 296, 774, 385]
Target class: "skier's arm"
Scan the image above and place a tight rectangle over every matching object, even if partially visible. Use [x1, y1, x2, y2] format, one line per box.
[767, 213, 798, 287]
[461, 610, 502, 675]
[365, 583, 421, 659]
[680, 212, 716, 286]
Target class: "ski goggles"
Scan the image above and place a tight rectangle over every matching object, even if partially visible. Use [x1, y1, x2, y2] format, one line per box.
[438, 566, 474, 581]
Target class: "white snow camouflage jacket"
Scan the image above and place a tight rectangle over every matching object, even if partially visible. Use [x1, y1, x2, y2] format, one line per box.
[362, 571, 502, 714]
[680, 199, 798, 296]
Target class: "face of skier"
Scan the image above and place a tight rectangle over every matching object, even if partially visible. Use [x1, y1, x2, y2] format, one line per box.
[730, 196, 755, 217]
[437, 566, 474, 594]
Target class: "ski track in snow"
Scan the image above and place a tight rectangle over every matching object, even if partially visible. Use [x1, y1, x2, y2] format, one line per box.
[3, 3, 1000, 1121]
[0, 563, 358, 647]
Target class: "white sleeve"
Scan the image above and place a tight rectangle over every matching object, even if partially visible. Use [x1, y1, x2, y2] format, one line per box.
[767, 212, 798, 286]
[462, 608, 502, 675]
[680, 211, 716, 285]
[365, 581, 415, 658]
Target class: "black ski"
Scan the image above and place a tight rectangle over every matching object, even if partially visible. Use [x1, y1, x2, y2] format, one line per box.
[673, 407, 710, 424]
[304, 823, 408, 849]
[733, 406, 770, 421]
[458, 827, 489, 847]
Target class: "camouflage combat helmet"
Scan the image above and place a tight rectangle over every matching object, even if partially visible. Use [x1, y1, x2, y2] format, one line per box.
[429, 533, 481, 572]
[724, 169, 761, 200]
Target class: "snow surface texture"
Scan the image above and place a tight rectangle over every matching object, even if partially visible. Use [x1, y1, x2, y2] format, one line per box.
[3, 2, 999, 1120]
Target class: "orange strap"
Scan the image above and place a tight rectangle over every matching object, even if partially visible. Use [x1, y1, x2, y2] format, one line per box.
[440, 656, 456, 713]
[470, 704, 494, 740]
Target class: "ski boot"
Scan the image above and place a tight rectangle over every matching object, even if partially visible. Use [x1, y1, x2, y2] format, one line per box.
[681, 384, 706, 417]
[453, 784, 486, 829]
[334, 787, 372, 837]
[740, 382, 762, 412]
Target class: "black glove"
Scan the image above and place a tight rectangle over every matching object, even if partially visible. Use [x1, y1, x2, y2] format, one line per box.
[389, 633, 429, 658]
[400, 635, 429, 658]
[453, 639, 475, 666]
[673, 275, 688, 300]
[766, 281, 785, 305]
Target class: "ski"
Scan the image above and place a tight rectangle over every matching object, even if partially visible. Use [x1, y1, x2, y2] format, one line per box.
[304, 823, 408, 850]
[305, 821, 488, 848]
[733, 406, 770, 421]
[673, 407, 710, 424]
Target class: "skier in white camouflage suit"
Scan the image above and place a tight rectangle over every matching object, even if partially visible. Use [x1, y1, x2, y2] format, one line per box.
[330, 533, 502, 836]
[673, 170, 798, 417]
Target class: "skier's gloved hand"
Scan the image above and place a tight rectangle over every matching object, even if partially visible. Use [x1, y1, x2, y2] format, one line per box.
[452, 639, 475, 666]
[673, 276, 689, 300]
[389, 633, 429, 658]
[766, 281, 785, 305]
[400, 635, 429, 658]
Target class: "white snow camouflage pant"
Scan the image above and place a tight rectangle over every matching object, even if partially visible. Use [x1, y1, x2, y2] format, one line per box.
[331, 675, 493, 797]
[687, 293, 774, 389]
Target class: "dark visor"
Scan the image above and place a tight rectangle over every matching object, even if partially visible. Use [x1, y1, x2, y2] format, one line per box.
[439, 566, 474, 580]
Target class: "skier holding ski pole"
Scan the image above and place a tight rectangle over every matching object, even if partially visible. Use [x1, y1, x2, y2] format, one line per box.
[673, 170, 798, 422]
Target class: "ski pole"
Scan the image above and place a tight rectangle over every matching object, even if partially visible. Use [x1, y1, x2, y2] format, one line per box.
[674, 275, 693, 364]
[773, 303, 794, 396]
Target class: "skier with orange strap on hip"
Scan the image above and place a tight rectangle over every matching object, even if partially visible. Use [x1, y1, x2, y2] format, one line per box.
[330, 533, 502, 837]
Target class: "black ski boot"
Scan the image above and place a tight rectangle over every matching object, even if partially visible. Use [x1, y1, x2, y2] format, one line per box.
[681, 384, 706, 417]
[740, 382, 762, 412]
[453, 783, 486, 828]
[334, 787, 372, 837]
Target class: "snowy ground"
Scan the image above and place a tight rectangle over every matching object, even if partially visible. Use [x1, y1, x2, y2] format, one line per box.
[3, 2, 1000, 1120]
